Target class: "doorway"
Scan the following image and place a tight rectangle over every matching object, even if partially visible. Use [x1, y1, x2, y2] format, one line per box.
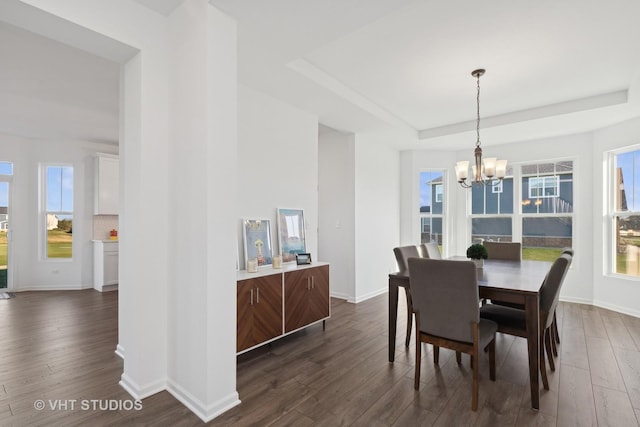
[0, 179, 11, 290]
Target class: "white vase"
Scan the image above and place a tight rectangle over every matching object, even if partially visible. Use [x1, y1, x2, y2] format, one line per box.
[472, 258, 484, 268]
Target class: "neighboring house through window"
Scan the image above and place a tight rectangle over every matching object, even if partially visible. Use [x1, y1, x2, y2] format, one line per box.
[419, 170, 445, 248]
[471, 169, 514, 243]
[469, 160, 574, 261]
[521, 161, 573, 260]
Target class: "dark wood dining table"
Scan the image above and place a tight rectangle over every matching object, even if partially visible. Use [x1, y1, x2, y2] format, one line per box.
[388, 258, 551, 410]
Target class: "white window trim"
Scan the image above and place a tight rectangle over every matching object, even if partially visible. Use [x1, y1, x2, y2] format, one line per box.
[468, 158, 576, 254]
[607, 147, 640, 279]
[41, 163, 74, 262]
[419, 169, 446, 256]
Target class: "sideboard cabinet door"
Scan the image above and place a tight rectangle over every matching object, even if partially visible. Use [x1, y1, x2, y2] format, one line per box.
[237, 274, 282, 352]
[284, 265, 329, 333]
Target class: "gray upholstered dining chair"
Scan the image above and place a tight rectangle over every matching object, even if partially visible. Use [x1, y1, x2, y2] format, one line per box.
[393, 245, 421, 347]
[483, 241, 522, 260]
[480, 241, 523, 306]
[479, 253, 572, 390]
[409, 258, 497, 411]
[550, 247, 574, 347]
[418, 242, 442, 259]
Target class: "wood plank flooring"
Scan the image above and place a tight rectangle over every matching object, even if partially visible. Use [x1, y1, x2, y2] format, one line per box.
[0, 289, 639, 426]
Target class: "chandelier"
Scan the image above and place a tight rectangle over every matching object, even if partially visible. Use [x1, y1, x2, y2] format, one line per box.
[455, 69, 507, 188]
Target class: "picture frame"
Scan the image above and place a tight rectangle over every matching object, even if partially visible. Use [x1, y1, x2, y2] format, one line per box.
[242, 219, 273, 269]
[277, 208, 306, 263]
[296, 253, 312, 265]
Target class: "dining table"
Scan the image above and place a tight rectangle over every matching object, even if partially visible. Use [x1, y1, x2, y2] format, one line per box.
[388, 258, 551, 410]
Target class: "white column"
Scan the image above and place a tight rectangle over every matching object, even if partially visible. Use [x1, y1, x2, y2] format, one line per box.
[165, 0, 239, 421]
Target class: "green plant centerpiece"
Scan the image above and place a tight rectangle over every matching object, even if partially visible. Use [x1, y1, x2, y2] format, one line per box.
[466, 243, 488, 268]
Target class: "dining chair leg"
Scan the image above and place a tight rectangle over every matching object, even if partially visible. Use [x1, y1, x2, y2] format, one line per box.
[433, 345, 440, 364]
[550, 327, 558, 357]
[545, 329, 555, 372]
[405, 290, 413, 347]
[456, 351, 461, 364]
[540, 333, 549, 390]
[472, 347, 479, 411]
[488, 339, 496, 381]
[553, 311, 560, 344]
[414, 317, 421, 390]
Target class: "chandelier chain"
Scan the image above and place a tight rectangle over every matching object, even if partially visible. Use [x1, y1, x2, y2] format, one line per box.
[476, 72, 481, 148]
[456, 68, 506, 189]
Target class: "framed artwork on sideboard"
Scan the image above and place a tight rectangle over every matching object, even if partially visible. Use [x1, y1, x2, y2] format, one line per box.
[242, 218, 273, 269]
[277, 208, 306, 263]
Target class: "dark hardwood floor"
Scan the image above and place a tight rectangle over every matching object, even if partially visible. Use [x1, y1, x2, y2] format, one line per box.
[1, 289, 639, 426]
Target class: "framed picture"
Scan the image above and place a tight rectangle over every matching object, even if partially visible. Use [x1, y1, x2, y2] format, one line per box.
[242, 219, 273, 269]
[277, 208, 306, 263]
[296, 253, 312, 265]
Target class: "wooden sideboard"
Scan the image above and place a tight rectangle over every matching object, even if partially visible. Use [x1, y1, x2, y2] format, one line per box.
[236, 262, 330, 354]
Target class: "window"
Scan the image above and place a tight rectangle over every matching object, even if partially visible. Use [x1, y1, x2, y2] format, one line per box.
[521, 161, 573, 260]
[0, 162, 13, 176]
[528, 176, 559, 198]
[44, 165, 73, 259]
[611, 148, 640, 277]
[419, 171, 444, 248]
[435, 184, 443, 203]
[471, 172, 514, 243]
[0, 163, 12, 289]
[469, 161, 574, 262]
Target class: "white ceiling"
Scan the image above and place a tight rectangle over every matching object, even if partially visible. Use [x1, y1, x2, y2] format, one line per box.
[2, 0, 640, 150]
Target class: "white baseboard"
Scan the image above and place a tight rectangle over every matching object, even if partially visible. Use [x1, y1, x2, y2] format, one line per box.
[329, 291, 351, 301]
[330, 288, 388, 304]
[166, 378, 240, 423]
[558, 296, 593, 305]
[14, 284, 93, 291]
[351, 287, 387, 304]
[119, 373, 166, 400]
[559, 297, 640, 319]
[592, 299, 640, 318]
[115, 344, 125, 359]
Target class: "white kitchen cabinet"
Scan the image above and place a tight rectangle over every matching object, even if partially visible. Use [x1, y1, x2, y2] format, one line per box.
[94, 154, 119, 215]
[93, 241, 118, 292]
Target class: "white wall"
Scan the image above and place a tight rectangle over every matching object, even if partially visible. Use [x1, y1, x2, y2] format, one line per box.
[318, 129, 356, 301]
[236, 85, 319, 268]
[0, 133, 117, 290]
[353, 133, 400, 302]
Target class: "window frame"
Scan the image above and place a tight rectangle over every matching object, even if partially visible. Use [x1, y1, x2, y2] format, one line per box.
[41, 163, 74, 261]
[469, 173, 515, 243]
[419, 169, 446, 253]
[492, 180, 503, 194]
[435, 184, 443, 203]
[528, 176, 559, 199]
[608, 146, 640, 279]
[468, 158, 575, 260]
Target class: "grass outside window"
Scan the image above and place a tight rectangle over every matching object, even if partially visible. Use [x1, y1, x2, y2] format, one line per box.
[47, 229, 72, 258]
